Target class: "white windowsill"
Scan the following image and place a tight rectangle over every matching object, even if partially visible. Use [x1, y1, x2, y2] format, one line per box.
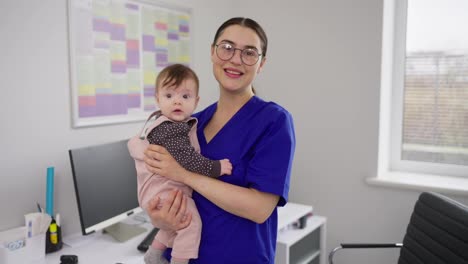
[367, 172, 468, 196]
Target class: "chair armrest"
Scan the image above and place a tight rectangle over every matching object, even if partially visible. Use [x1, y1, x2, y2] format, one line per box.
[341, 243, 403, 248]
[329, 243, 403, 264]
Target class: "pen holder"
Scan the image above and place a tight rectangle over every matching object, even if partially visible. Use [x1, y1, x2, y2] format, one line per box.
[45, 221, 62, 253]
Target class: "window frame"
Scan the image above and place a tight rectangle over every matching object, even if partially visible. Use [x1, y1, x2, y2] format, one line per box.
[367, 0, 468, 195]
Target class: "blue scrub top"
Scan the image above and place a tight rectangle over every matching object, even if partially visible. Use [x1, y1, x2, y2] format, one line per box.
[168, 96, 295, 264]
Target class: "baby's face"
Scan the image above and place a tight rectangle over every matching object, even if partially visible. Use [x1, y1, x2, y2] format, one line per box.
[156, 78, 199, 122]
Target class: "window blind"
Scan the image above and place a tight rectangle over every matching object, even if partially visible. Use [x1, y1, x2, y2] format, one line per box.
[402, 52, 468, 166]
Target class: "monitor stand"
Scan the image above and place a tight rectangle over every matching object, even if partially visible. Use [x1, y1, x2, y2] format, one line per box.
[103, 222, 147, 242]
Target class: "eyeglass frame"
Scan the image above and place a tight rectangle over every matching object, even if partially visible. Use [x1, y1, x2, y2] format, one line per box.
[214, 43, 263, 66]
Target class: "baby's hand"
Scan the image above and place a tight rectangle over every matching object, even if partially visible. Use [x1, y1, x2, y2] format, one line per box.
[220, 159, 232, 175]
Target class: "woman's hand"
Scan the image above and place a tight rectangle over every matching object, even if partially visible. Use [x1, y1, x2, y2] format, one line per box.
[146, 189, 192, 231]
[144, 144, 187, 183]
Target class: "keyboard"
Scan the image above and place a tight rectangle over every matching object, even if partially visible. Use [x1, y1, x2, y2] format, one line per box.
[137, 227, 159, 252]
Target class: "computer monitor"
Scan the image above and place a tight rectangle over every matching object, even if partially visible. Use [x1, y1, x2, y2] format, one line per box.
[69, 139, 146, 242]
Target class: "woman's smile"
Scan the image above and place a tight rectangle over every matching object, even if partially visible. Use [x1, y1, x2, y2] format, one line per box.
[224, 67, 244, 78]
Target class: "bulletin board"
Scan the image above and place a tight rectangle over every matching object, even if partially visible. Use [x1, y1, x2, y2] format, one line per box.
[68, 0, 192, 127]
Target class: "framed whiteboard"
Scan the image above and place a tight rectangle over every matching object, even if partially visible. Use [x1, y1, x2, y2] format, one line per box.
[68, 0, 192, 127]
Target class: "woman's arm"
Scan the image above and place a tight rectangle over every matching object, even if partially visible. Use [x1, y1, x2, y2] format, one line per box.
[144, 144, 279, 224]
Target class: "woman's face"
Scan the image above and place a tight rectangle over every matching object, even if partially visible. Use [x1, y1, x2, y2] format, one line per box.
[211, 25, 266, 94]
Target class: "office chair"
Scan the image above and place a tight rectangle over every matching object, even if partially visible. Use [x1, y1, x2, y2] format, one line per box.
[329, 192, 468, 264]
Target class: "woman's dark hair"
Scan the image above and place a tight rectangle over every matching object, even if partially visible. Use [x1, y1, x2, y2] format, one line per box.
[156, 63, 200, 95]
[212, 17, 268, 58]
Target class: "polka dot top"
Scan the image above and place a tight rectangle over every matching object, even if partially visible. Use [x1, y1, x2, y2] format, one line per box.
[147, 115, 221, 178]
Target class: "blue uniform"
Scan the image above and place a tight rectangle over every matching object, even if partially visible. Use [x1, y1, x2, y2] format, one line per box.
[167, 96, 295, 263]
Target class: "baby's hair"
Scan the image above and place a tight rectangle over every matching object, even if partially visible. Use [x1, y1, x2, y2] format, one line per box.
[156, 64, 199, 95]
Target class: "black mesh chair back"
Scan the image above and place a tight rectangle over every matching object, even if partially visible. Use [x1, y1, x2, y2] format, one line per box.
[398, 192, 468, 264]
[329, 192, 468, 264]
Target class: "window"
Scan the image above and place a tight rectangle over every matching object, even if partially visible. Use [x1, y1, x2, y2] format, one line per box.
[369, 0, 468, 193]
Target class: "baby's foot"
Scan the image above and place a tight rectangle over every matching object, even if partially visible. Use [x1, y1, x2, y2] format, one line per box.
[144, 247, 169, 264]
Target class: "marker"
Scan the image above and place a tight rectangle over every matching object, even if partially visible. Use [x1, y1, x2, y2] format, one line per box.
[55, 213, 61, 226]
[28, 221, 32, 238]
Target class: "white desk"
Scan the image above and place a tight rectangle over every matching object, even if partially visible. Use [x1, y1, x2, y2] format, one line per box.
[37, 203, 324, 264]
[43, 222, 152, 264]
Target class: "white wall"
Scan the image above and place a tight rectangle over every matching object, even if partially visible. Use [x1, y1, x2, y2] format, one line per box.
[1, 1, 467, 264]
[0, 0, 233, 235]
[242, 1, 468, 263]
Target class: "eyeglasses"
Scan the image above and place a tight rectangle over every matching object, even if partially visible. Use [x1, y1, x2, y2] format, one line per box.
[215, 43, 263, 66]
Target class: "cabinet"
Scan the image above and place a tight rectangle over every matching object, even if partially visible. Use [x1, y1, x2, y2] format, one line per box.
[276, 203, 327, 264]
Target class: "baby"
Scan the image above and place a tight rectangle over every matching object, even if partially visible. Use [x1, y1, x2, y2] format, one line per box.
[128, 64, 232, 264]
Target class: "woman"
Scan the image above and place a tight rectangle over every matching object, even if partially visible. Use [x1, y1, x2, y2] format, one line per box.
[143, 17, 296, 264]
